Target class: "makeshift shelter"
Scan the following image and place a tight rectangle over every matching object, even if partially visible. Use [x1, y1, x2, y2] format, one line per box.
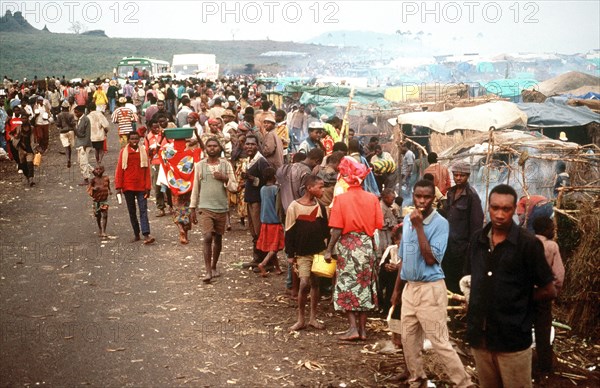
[517, 99, 600, 145]
[393, 101, 527, 134]
[517, 99, 599, 127]
[437, 130, 592, 200]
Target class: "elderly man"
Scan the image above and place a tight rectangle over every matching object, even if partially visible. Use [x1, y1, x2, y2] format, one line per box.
[443, 161, 484, 293]
[261, 113, 284, 170]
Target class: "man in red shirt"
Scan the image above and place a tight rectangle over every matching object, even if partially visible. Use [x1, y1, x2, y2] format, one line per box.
[144, 120, 171, 217]
[115, 132, 155, 244]
[423, 152, 451, 195]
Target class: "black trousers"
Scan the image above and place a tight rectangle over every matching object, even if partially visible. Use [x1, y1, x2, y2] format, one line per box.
[377, 265, 398, 316]
[534, 300, 554, 372]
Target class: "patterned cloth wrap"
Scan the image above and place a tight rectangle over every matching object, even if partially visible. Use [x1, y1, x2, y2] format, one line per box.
[338, 157, 371, 186]
[334, 231, 378, 312]
[159, 142, 201, 195]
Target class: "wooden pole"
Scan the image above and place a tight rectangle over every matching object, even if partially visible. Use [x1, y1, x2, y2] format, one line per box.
[483, 127, 495, 225]
[341, 87, 355, 145]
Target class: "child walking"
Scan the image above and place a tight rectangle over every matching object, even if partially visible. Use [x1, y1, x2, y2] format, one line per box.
[285, 175, 330, 331]
[87, 165, 112, 237]
[256, 167, 284, 277]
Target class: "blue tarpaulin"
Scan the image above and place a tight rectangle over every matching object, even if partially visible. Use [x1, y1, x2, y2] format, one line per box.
[517, 100, 600, 128]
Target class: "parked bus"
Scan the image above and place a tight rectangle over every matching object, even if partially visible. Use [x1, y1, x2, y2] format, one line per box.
[172, 54, 219, 81]
[115, 57, 171, 84]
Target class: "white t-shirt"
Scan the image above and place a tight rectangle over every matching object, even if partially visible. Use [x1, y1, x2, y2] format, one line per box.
[402, 150, 415, 176]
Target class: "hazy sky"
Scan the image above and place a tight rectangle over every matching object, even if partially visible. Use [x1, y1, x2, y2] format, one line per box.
[5, 0, 600, 54]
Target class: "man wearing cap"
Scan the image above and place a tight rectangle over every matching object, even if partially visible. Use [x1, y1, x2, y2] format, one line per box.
[221, 109, 238, 159]
[261, 113, 284, 170]
[297, 122, 324, 154]
[226, 95, 239, 112]
[112, 97, 138, 148]
[443, 161, 484, 293]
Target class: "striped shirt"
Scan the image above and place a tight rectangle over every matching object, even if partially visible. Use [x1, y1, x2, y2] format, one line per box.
[111, 107, 138, 135]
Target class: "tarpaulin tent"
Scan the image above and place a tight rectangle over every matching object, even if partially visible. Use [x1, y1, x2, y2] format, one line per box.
[391, 101, 527, 134]
[484, 78, 539, 99]
[476, 62, 495, 73]
[286, 85, 391, 118]
[516, 100, 600, 128]
[284, 85, 386, 99]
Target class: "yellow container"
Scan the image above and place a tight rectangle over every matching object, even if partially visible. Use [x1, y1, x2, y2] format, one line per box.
[311, 254, 337, 278]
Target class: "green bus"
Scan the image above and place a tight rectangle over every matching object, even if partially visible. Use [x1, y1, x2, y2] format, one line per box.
[115, 57, 171, 84]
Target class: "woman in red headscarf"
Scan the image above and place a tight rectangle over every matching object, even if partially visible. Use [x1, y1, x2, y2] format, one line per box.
[324, 157, 383, 341]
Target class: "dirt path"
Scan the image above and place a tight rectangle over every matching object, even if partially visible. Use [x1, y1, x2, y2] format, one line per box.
[0, 122, 597, 387]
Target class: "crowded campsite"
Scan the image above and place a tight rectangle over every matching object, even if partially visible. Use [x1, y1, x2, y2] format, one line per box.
[1, 2, 599, 387]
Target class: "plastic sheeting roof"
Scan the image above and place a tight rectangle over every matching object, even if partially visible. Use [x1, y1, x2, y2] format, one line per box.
[516, 100, 600, 128]
[391, 101, 527, 134]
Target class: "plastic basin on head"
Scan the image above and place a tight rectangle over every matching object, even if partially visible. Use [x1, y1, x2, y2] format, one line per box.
[163, 127, 194, 140]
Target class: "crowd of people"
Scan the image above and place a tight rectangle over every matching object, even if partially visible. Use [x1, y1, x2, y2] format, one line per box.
[1, 74, 568, 387]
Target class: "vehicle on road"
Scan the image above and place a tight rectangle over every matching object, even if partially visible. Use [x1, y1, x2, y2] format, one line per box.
[115, 57, 171, 84]
[172, 54, 219, 81]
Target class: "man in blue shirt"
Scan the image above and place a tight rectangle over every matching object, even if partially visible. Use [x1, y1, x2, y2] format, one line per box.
[392, 179, 472, 387]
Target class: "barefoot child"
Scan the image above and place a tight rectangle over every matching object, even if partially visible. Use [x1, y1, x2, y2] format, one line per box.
[87, 165, 112, 237]
[256, 167, 284, 277]
[285, 175, 330, 331]
[378, 224, 402, 316]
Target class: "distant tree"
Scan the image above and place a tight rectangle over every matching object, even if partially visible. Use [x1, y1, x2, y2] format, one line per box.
[244, 64, 255, 74]
[69, 21, 86, 34]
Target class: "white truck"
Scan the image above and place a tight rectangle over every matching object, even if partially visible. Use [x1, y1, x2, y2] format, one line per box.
[171, 54, 219, 81]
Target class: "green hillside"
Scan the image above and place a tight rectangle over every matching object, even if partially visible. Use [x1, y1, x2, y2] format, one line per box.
[0, 31, 352, 80]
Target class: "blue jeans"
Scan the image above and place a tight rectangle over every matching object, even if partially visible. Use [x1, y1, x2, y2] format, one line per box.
[0, 131, 6, 150]
[109, 98, 116, 113]
[124, 191, 150, 237]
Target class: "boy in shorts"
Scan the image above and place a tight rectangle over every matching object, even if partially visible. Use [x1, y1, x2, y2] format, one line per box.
[87, 165, 111, 237]
[285, 175, 330, 331]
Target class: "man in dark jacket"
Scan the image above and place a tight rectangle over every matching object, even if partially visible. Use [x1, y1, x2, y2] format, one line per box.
[74, 105, 93, 185]
[465, 184, 556, 387]
[443, 161, 484, 293]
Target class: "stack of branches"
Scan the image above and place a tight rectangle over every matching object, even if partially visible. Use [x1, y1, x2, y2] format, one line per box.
[558, 199, 600, 339]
